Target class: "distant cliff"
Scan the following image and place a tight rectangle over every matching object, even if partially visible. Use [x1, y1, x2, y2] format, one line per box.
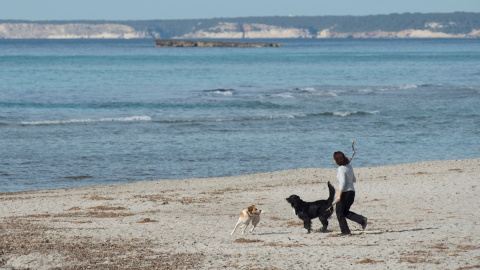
[0, 23, 149, 39]
[1, 12, 479, 39]
[178, 22, 480, 39]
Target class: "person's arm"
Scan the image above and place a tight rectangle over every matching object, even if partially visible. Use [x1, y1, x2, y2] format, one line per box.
[336, 167, 346, 203]
[335, 189, 343, 203]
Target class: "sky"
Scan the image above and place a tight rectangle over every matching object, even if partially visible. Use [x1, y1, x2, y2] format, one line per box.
[1, 0, 479, 21]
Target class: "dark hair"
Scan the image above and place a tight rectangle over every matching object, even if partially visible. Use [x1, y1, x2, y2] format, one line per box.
[333, 151, 350, 166]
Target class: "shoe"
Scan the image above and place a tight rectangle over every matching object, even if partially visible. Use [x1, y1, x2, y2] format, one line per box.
[339, 233, 352, 236]
[362, 217, 368, 230]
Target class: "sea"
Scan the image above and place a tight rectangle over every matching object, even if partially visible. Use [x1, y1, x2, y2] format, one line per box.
[1, 38, 479, 193]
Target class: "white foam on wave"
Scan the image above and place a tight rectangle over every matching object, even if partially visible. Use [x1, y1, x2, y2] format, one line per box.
[268, 93, 295, 99]
[204, 89, 235, 96]
[358, 89, 375, 94]
[397, 84, 418, 90]
[19, 115, 152, 125]
[296, 87, 344, 97]
[333, 111, 356, 117]
[317, 90, 340, 97]
[211, 90, 234, 96]
[379, 84, 418, 91]
[297, 87, 316, 93]
[333, 111, 380, 117]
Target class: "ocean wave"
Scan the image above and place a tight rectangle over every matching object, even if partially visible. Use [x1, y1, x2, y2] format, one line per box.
[155, 118, 235, 124]
[293, 84, 421, 96]
[330, 111, 380, 117]
[357, 89, 375, 94]
[203, 89, 235, 96]
[354, 84, 419, 94]
[457, 86, 479, 93]
[296, 87, 316, 93]
[263, 93, 295, 99]
[10, 110, 379, 126]
[155, 115, 296, 124]
[154, 110, 379, 124]
[378, 84, 418, 91]
[419, 83, 443, 87]
[1, 100, 285, 110]
[295, 87, 343, 97]
[1, 102, 163, 110]
[155, 114, 303, 124]
[18, 116, 152, 126]
[316, 91, 341, 97]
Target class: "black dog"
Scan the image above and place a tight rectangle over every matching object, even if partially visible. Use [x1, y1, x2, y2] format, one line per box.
[286, 181, 335, 233]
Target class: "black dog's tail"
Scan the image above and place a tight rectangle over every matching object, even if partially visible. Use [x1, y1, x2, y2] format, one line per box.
[327, 181, 335, 205]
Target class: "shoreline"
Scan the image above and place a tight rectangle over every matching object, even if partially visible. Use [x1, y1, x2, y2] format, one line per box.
[1, 158, 479, 269]
[3, 158, 475, 195]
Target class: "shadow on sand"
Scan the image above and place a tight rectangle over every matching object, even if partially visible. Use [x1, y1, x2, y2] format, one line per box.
[357, 227, 439, 235]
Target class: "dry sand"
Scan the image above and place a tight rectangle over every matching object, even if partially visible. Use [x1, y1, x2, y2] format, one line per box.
[1, 158, 479, 269]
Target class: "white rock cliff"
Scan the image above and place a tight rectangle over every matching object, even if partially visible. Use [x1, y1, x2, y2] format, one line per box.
[178, 22, 480, 39]
[0, 23, 149, 39]
[1, 22, 479, 39]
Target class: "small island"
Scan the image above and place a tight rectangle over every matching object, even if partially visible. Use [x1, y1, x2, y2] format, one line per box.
[155, 39, 282, 47]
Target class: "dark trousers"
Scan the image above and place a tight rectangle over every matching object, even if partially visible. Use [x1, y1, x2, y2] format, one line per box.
[336, 191, 365, 234]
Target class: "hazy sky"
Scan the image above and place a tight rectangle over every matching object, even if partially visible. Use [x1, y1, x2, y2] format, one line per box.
[1, 0, 479, 20]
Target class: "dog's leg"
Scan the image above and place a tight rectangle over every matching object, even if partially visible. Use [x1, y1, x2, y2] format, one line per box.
[249, 222, 257, 233]
[230, 221, 242, 235]
[303, 219, 312, 234]
[250, 218, 259, 233]
[319, 216, 329, 232]
[241, 222, 249, 235]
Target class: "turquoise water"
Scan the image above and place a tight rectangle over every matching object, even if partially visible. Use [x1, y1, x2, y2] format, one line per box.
[1, 39, 479, 192]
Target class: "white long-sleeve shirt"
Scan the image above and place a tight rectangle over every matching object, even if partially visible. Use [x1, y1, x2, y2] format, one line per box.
[337, 164, 356, 192]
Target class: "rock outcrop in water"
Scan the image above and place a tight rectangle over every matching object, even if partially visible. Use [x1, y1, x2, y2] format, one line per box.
[154, 39, 282, 47]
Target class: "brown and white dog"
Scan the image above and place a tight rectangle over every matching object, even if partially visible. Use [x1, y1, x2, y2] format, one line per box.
[230, 205, 262, 235]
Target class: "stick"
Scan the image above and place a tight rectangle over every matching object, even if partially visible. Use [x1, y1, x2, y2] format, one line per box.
[349, 140, 356, 162]
[326, 202, 336, 212]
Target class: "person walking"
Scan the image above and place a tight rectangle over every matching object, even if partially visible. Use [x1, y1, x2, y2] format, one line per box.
[333, 151, 367, 235]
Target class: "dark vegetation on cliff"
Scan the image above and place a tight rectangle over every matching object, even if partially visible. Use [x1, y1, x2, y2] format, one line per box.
[1, 12, 479, 38]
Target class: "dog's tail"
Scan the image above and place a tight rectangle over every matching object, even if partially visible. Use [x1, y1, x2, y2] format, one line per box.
[327, 181, 335, 205]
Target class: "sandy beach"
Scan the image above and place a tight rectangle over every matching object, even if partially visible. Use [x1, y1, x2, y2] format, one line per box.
[1, 158, 479, 269]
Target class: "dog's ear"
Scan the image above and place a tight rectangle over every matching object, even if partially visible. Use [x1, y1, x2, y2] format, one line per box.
[247, 206, 253, 213]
